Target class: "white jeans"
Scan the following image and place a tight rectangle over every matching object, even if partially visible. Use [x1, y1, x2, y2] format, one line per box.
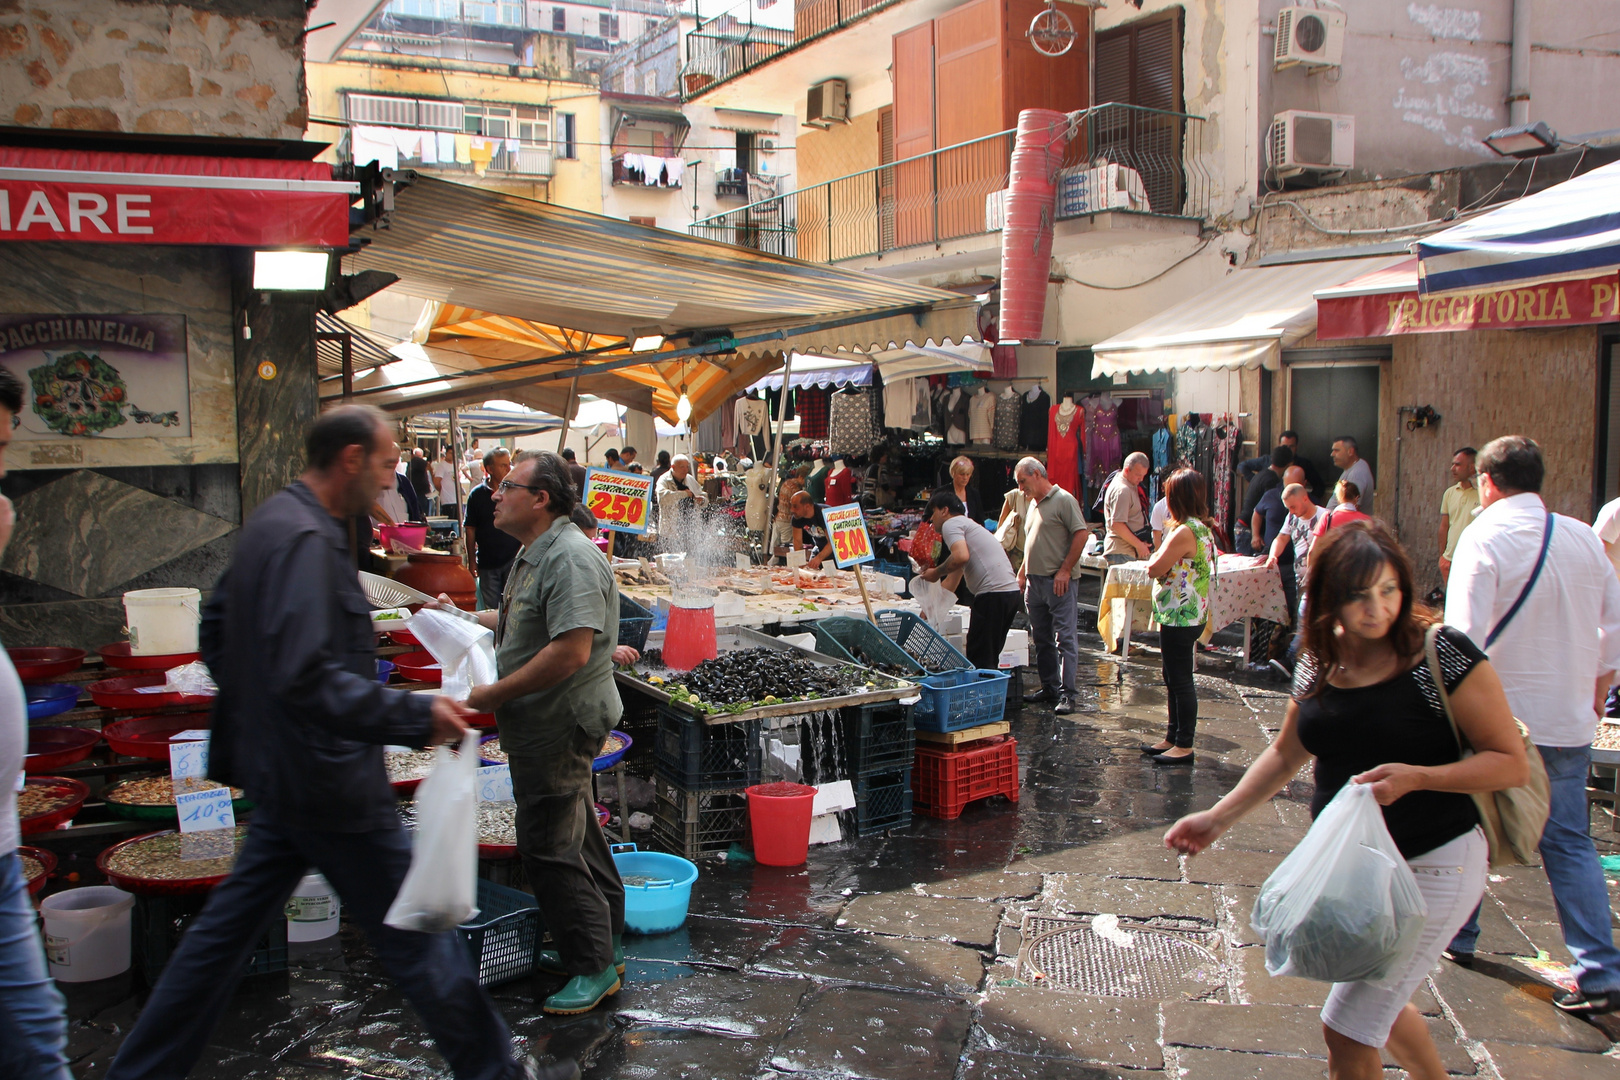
[1321, 826, 1488, 1047]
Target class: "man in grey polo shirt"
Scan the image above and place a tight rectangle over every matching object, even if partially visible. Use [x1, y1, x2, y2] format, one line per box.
[1015, 457, 1088, 715]
[919, 491, 1021, 671]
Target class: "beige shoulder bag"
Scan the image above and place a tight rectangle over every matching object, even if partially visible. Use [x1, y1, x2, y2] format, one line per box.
[1423, 624, 1551, 868]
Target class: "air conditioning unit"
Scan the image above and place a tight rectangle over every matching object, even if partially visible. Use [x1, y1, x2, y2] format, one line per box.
[1270, 110, 1355, 177]
[758, 138, 776, 152]
[1275, 5, 1345, 69]
[805, 79, 849, 129]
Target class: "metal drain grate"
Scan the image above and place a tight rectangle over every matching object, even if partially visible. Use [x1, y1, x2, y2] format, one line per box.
[1017, 915, 1231, 1000]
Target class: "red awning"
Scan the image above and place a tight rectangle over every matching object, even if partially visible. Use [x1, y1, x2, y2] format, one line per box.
[0, 147, 356, 248]
[1316, 256, 1620, 338]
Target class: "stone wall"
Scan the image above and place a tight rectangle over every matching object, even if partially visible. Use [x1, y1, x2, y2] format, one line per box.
[0, 0, 308, 139]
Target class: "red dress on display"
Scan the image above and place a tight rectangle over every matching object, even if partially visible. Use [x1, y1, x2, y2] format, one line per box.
[824, 467, 854, 507]
[1047, 403, 1083, 499]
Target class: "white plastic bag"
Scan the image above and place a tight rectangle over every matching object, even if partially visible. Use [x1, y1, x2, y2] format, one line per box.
[409, 608, 498, 701]
[384, 730, 480, 932]
[1250, 782, 1428, 983]
[908, 564, 956, 629]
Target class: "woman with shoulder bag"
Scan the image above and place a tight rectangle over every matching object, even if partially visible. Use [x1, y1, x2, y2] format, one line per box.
[1164, 521, 1528, 1080]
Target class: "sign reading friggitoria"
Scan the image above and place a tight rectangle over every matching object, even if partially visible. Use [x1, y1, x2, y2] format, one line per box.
[0, 314, 190, 439]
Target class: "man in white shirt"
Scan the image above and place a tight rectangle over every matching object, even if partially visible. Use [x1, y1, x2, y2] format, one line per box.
[1595, 495, 1620, 581]
[1328, 436, 1374, 512]
[432, 448, 462, 520]
[0, 367, 72, 1080]
[1443, 436, 1620, 1015]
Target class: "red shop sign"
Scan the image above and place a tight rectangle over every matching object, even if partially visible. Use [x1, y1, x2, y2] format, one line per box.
[1318, 271, 1620, 339]
[0, 147, 356, 248]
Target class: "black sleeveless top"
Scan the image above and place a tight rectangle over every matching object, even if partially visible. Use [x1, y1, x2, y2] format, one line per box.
[1292, 625, 1483, 859]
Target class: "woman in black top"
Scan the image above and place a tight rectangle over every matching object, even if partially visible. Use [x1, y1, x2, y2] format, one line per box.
[1166, 521, 1527, 1080]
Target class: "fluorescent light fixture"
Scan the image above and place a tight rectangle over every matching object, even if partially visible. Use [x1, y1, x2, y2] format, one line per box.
[675, 392, 692, 423]
[254, 250, 331, 290]
[1483, 121, 1559, 158]
[632, 333, 665, 352]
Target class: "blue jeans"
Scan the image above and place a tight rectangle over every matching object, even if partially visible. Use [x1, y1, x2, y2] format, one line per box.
[0, 850, 71, 1080]
[1024, 573, 1078, 696]
[1448, 745, 1620, 994]
[107, 815, 518, 1080]
[476, 559, 513, 611]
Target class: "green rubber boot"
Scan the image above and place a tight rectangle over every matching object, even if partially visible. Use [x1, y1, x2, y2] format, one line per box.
[538, 935, 624, 976]
[541, 963, 621, 1015]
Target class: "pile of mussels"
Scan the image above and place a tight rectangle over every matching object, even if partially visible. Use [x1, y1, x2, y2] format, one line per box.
[638, 647, 901, 714]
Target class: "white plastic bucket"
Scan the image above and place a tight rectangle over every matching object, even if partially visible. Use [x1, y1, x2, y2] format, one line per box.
[123, 588, 202, 655]
[40, 886, 134, 982]
[284, 873, 341, 942]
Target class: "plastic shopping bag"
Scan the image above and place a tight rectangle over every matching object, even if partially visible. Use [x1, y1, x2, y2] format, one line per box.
[908, 566, 956, 629]
[1250, 782, 1428, 983]
[409, 608, 499, 701]
[384, 730, 479, 932]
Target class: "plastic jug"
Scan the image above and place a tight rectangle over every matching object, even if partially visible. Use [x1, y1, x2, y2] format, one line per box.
[41, 886, 135, 982]
[123, 588, 201, 655]
[284, 873, 341, 942]
[662, 590, 718, 671]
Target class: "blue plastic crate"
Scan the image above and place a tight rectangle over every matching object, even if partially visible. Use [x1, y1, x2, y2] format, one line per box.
[869, 558, 913, 596]
[619, 594, 655, 651]
[912, 668, 1011, 733]
[872, 609, 971, 673]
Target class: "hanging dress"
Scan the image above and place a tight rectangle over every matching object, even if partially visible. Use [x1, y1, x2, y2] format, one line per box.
[1047, 403, 1083, 499]
[1019, 387, 1050, 451]
[1089, 401, 1123, 487]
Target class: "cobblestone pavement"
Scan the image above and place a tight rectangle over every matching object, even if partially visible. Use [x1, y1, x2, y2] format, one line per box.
[61, 646, 1620, 1079]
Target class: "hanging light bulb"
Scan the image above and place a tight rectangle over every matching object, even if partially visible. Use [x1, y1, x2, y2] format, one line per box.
[675, 392, 692, 423]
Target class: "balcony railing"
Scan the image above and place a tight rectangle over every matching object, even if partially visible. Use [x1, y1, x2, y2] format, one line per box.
[688, 103, 1210, 263]
[679, 0, 896, 98]
[339, 130, 553, 177]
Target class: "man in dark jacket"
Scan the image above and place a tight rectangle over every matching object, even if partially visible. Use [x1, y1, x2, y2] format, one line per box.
[106, 406, 576, 1080]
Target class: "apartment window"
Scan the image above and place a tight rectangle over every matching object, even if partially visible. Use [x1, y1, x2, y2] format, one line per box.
[464, 104, 514, 139]
[557, 112, 576, 158]
[1093, 10, 1184, 213]
[629, 216, 656, 227]
[552, 6, 565, 31]
[515, 105, 550, 144]
[600, 13, 620, 38]
[735, 132, 755, 175]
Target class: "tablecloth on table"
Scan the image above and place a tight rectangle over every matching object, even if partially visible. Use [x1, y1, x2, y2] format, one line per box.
[1097, 554, 1289, 647]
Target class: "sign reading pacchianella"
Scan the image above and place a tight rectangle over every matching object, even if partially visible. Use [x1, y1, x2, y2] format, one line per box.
[0, 314, 190, 439]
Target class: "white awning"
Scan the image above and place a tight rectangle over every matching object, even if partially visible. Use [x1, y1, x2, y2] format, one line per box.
[1090, 256, 1411, 377]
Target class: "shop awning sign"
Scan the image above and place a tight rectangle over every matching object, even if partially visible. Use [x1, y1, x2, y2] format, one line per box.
[583, 468, 653, 535]
[822, 503, 875, 570]
[1317, 265, 1620, 339]
[0, 148, 356, 248]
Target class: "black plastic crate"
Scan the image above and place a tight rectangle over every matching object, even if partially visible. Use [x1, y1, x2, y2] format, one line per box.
[850, 768, 912, 836]
[653, 706, 762, 790]
[618, 594, 655, 652]
[650, 775, 749, 859]
[458, 878, 542, 987]
[1003, 665, 1025, 714]
[134, 893, 288, 986]
[842, 702, 915, 777]
[618, 681, 662, 731]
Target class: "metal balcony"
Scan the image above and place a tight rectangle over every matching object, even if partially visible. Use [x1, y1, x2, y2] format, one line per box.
[687, 103, 1210, 262]
[679, 0, 895, 98]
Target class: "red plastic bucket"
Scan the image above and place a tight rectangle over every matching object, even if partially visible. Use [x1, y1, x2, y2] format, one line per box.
[745, 782, 817, 867]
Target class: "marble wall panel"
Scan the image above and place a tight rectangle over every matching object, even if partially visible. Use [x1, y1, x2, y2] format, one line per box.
[0, 598, 127, 652]
[234, 291, 318, 518]
[0, 244, 238, 471]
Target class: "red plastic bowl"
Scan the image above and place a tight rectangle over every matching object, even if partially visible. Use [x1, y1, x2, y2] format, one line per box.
[97, 642, 201, 671]
[24, 727, 101, 773]
[478, 839, 519, 860]
[8, 647, 86, 682]
[97, 829, 240, 896]
[393, 651, 442, 685]
[19, 776, 90, 836]
[378, 523, 430, 551]
[18, 846, 56, 896]
[102, 715, 211, 760]
[388, 627, 421, 646]
[87, 674, 215, 711]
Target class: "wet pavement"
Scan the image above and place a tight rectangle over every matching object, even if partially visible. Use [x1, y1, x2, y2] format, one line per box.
[57, 643, 1620, 1079]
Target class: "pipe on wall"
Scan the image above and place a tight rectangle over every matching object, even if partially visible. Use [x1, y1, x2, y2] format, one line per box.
[1508, 0, 1532, 127]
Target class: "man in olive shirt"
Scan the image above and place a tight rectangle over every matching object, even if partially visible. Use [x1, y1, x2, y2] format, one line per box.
[455, 450, 626, 1016]
[1015, 457, 1088, 715]
[1102, 453, 1151, 564]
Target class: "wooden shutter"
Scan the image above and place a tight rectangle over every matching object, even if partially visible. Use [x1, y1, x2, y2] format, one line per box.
[892, 22, 936, 248]
[1091, 10, 1183, 213]
[877, 106, 896, 251]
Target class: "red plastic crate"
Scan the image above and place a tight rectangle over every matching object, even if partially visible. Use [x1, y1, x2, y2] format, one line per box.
[912, 735, 1020, 820]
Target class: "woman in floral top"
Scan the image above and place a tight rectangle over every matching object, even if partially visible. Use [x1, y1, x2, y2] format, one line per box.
[1141, 468, 1215, 764]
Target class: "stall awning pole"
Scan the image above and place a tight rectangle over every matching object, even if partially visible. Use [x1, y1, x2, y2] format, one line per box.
[556, 375, 579, 454]
[762, 351, 794, 558]
[448, 405, 465, 560]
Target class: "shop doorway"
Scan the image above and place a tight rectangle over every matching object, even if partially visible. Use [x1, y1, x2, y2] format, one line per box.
[1286, 359, 1381, 495]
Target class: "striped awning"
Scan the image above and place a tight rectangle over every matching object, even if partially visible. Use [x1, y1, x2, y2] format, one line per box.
[346, 175, 977, 340]
[1418, 159, 1620, 295]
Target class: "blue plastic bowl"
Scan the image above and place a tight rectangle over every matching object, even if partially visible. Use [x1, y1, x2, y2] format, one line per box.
[611, 843, 699, 935]
[592, 730, 632, 773]
[25, 683, 80, 722]
[376, 659, 396, 685]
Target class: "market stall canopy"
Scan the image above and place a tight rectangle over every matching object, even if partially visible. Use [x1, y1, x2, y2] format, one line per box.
[746, 341, 991, 393]
[405, 404, 562, 438]
[1089, 256, 1412, 377]
[751, 358, 873, 393]
[344, 175, 979, 340]
[1417, 159, 1620, 295]
[1315, 256, 1620, 339]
